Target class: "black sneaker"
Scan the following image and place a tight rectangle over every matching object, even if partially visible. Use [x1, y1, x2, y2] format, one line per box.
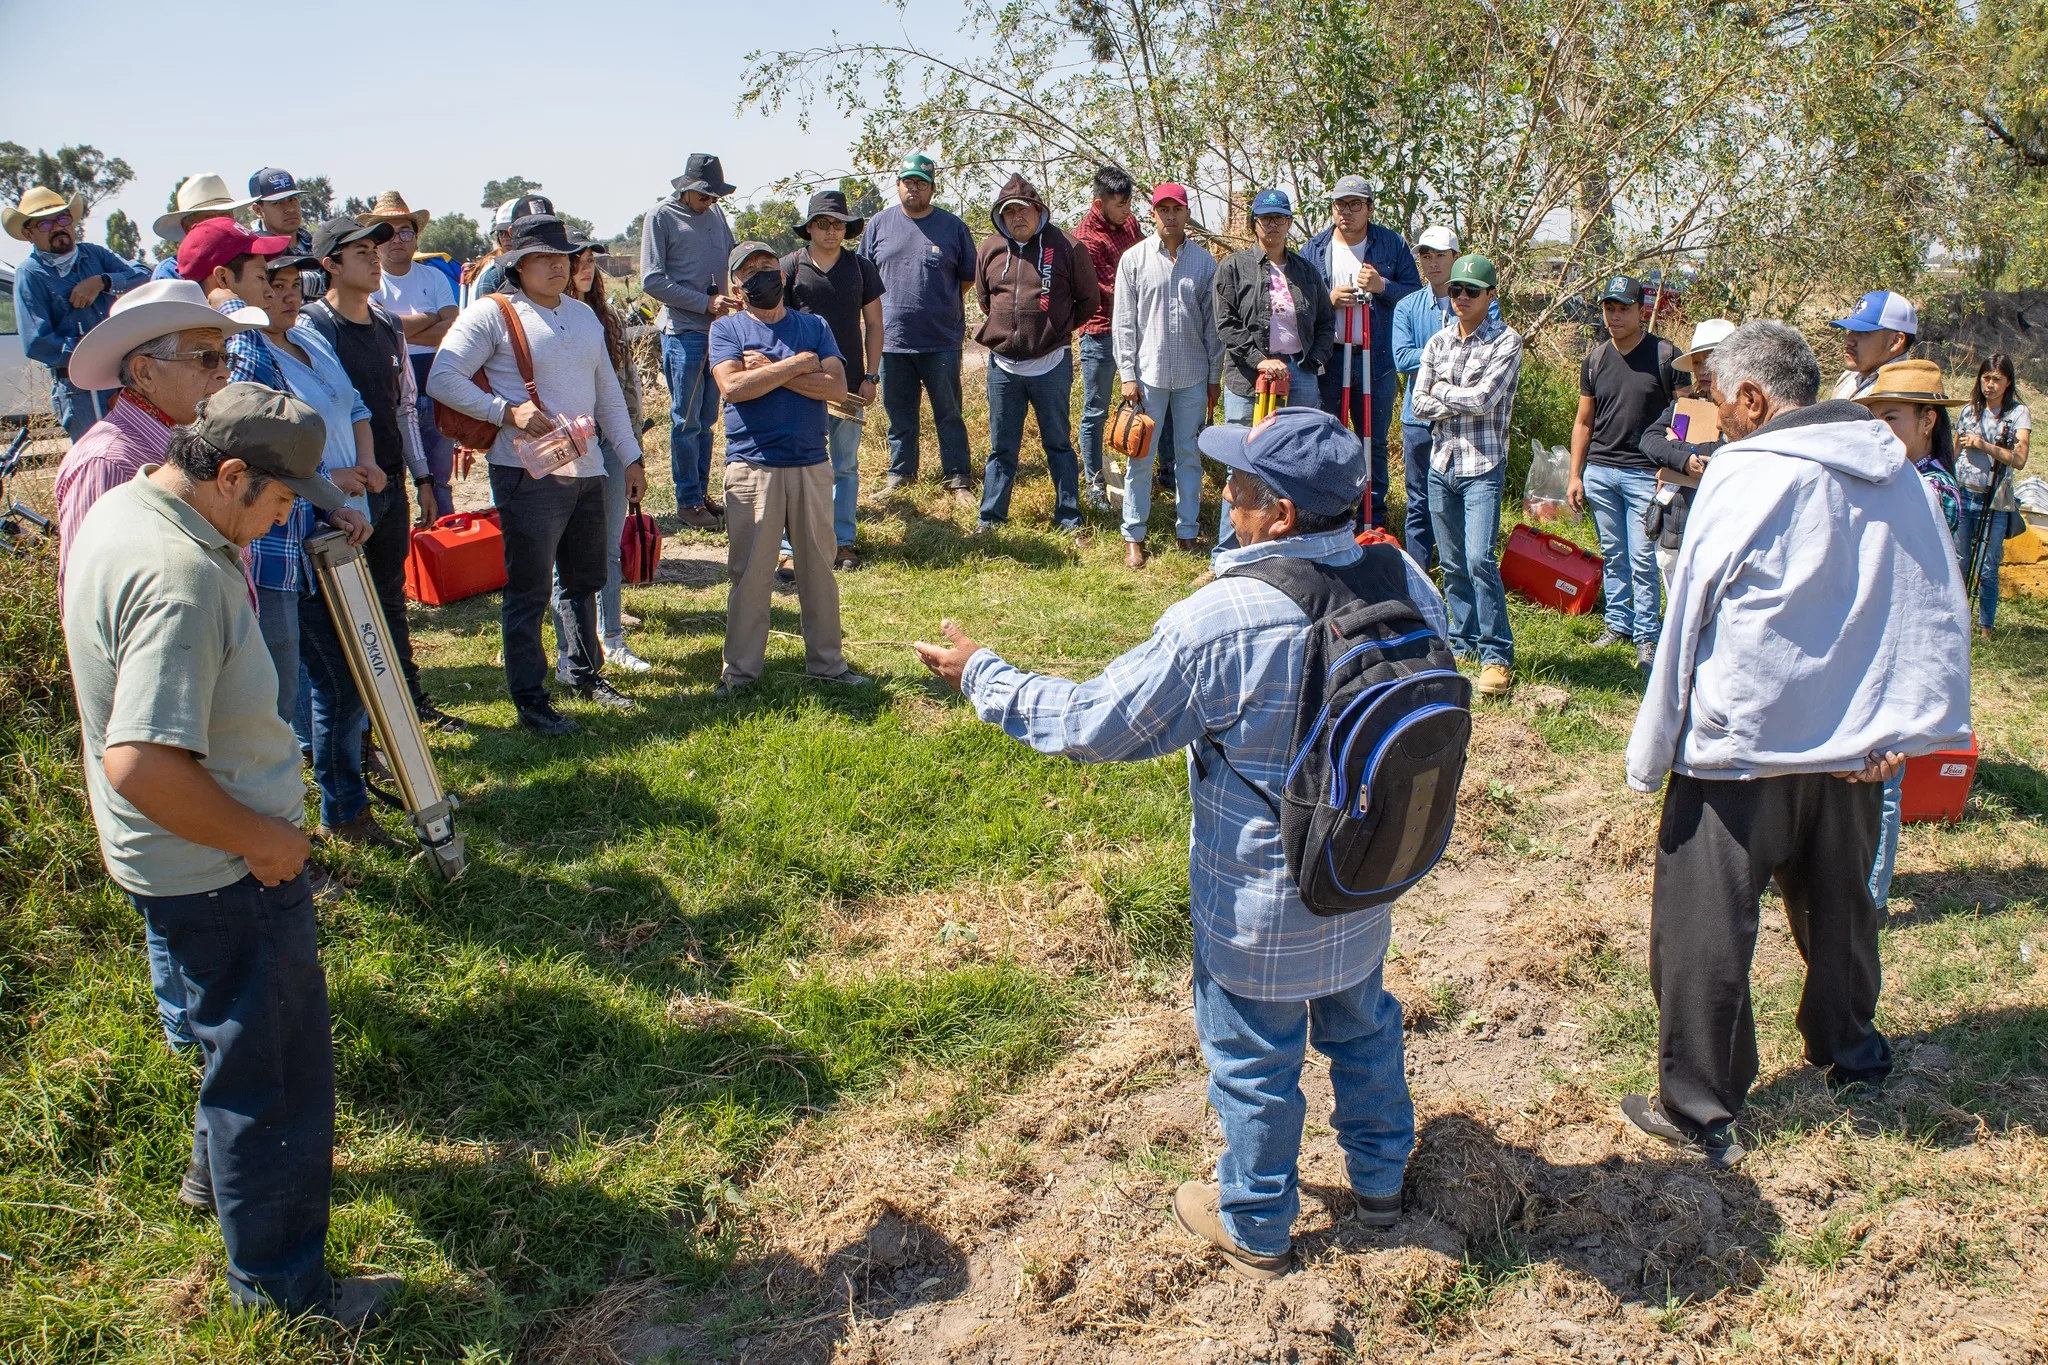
[1621, 1094, 1746, 1169]
[414, 694, 468, 733]
[1351, 1190, 1401, 1229]
[178, 1154, 214, 1213]
[577, 678, 636, 712]
[517, 701, 579, 736]
[1825, 1064, 1890, 1103]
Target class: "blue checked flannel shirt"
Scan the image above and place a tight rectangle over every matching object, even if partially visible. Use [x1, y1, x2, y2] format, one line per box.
[961, 529, 1450, 1002]
[222, 299, 319, 595]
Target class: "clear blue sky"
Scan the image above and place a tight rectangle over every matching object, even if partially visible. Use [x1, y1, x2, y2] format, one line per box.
[1, 0, 962, 267]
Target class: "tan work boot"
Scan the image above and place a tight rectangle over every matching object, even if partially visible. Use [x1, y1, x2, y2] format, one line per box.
[1171, 1181, 1291, 1282]
[1476, 663, 1514, 698]
[318, 811, 401, 851]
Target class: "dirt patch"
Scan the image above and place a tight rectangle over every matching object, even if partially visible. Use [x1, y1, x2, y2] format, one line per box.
[812, 879, 1132, 986]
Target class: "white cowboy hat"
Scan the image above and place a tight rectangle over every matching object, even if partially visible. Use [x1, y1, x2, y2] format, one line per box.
[153, 174, 255, 244]
[68, 280, 267, 391]
[3, 187, 86, 242]
[1673, 318, 1738, 374]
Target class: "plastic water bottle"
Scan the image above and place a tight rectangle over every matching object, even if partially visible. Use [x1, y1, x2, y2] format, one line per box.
[514, 413, 596, 479]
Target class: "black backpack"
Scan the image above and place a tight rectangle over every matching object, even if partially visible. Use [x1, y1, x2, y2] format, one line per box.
[1200, 547, 1472, 916]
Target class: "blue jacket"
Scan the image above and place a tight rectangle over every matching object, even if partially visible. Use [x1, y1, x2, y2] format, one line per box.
[15, 244, 151, 374]
[1392, 286, 1500, 426]
[1301, 221, 1421, 376]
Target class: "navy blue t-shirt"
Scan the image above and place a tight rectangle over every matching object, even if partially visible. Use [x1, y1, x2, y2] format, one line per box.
[709, 308, 841, 467]
[857, 203, 978, 353]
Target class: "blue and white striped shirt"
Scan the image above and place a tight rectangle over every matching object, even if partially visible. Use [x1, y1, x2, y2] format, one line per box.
[961, 530, 1449, 1001]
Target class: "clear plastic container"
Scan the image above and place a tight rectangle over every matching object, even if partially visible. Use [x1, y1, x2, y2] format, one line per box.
[513, 413, 596, 479]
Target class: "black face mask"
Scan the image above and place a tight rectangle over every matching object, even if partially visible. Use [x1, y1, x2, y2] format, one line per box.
[739, 270, 784, 309]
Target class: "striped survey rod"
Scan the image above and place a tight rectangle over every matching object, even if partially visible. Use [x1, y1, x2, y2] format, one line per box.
[304, 529, 466, 881]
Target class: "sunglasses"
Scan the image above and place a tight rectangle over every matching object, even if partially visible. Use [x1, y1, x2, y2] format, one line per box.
[392, 226, 417, 241]
[31, 213, 74, 232]
[167, 349, 229, 371]
[1447, 283, 1488, 300]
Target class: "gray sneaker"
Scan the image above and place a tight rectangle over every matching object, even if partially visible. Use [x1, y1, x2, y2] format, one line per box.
[882, 472, 909, 491]
[1637, 640, 1657, 669]
[1592, 628, 1629, 650]
[319, 1274, 403, 1329]
[816, 668, 873, 688]
[1621, 1094, 1746, 1169]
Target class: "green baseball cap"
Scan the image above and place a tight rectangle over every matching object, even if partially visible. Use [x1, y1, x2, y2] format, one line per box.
[897, 153, 937, 183]
[1448, 254, 1498, 290]
[192, 382, 343, 511]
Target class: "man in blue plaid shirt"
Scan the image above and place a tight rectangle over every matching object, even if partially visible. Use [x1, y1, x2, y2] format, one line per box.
[918, 408, 1447, 1282]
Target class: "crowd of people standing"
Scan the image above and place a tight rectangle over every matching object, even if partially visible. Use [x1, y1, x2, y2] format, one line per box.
[2, 145, 2018, 1321]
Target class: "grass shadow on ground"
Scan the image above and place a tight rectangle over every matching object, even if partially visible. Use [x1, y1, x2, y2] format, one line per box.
[1974, 759, 2048, 820]
[1301, 1112, 1785, 1310]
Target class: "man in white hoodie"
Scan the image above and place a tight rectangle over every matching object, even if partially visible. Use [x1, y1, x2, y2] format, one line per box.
[1623, 320, 1971, 1169]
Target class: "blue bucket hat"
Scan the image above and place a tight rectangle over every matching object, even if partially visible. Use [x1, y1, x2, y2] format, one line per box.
[1250, 189, 1294, 219]
[1197, 407, 1366, 518]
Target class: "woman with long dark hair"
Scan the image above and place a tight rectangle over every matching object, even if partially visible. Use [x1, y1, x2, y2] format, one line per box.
[552, 239, 652, 674]
[1954, 353, 2032, 635]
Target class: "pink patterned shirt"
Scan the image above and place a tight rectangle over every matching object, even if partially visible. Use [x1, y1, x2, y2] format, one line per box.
[54, 394, 174, 593]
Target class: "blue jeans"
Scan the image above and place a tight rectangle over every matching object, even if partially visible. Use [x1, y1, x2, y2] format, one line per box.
[1128, 381, 1207, 542]
[1077, 334, 1117, 485]
[980, 354, 1081, 528]
[144, 924, 193, 1050]
[555, 440, 632, 655]
[1582, 464, 1663, 642]
[1218, 362, 1320, 551]
[1317, 352, 1393, 528]
[298, 588, 370, 827]
[51, 375, 117, 442]
[1400, 423, 1438, 569]
[409, 353, 455, 519]
[130, 872, 335, 1313]
[1192, 948, 1414, 1257]
[661, 330, 720, 509]
[254, 586, 301, 728]
[881, 349, 974, 486]
[1958, 498, 2008, 629]
[1429, 462, 1514, 666]
[1871, 767, 1904, 909]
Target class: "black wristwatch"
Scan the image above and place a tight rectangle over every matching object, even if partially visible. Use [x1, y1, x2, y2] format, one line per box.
[864, 372, 881, 385]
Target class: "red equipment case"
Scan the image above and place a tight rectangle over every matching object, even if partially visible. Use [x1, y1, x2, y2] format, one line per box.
[405, 511, 508, 605]
[1900, 735, 1978, 825]
[620, 499, 663, 585]
[1500, 524, 1603, 615]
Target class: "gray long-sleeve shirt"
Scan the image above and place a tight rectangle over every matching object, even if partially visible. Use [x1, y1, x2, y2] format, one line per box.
[426, 290, 637, 479]
[639, 193, 735, 334]
[1111, 232, 1224, 391]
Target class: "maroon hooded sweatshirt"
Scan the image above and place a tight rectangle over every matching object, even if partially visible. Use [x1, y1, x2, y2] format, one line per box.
[973, 174, 1101, 363]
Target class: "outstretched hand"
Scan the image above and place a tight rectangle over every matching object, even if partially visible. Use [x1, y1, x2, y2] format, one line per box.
[1832, 750, 1906, 784]
[913, 620, 983, 693]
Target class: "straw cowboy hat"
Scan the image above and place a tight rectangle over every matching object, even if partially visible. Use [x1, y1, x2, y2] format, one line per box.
[152, 174, 255, 243]
[1852, 358, 1965, 409]
[357, 190, 431, 233]
[68, 279, 267, 392]
[3, 186, 87, 242]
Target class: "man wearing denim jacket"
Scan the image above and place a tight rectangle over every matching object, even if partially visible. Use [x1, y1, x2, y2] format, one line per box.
[918, 408, 1447, 1282]
[7, 186, 152, 439]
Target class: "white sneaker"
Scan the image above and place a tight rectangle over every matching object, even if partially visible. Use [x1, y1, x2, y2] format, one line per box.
[605, 640, 653, 673]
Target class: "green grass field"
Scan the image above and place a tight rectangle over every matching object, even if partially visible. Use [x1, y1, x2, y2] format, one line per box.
[3, 357, 2044, 1363]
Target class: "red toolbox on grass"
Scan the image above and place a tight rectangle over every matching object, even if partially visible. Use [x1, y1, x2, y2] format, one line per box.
[1500, 524, 1603, 615]
[405, 511, 507, 605]
[1901, 735, 1978, 825]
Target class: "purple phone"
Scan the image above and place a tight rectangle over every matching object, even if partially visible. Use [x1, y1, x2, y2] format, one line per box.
[1672, 412, 1691, 441]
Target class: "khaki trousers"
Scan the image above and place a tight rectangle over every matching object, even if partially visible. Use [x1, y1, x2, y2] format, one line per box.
[721, 459, 846, 686]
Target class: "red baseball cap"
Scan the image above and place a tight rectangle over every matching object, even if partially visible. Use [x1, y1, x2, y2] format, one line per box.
[177, 217, 292, 283]
[1150, 182, 1189, 207]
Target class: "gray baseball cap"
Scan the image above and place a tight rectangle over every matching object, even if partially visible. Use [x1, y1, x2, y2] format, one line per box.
[1329, 175, 1375, 202]
[727, 239, 778, 274]
[192, 382, 343, 511]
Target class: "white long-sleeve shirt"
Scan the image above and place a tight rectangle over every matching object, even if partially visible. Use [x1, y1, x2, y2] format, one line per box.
[426, 290, 637, 479]
[1626, 401, 1972, 791]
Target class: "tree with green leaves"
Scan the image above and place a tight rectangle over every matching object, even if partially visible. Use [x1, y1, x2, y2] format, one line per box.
[838, 177, 884, 218]
[418, 212, 488, 263]
[744, 0, 1982, 333]
[481, 176, 543, 210]
[104, 210, 141, 261]
[731, 198, 802, 254]
[0, 142, 134, 212]
[295, 174, 335, 221]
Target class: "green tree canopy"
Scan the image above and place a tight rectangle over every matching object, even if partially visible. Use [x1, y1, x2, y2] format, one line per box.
[0, 142, 134, 213]
[731, 198, 801, 254]
[481, 176, 543, 210]
[295, 174, 335, 222]
[103, 210, 141, 261]
[417, 212, 488, 263]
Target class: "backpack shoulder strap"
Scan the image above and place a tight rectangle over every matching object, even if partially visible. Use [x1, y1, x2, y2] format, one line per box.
[490, 293, 543, 407]
[1220, 555, 1356, 621]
